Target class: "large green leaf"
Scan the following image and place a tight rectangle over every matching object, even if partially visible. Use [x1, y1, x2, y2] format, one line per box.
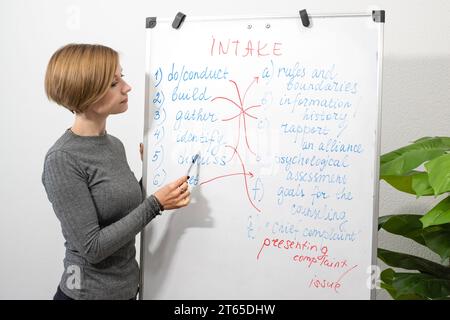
[425, 154, 450, 195]
[381, 171, 434, 196]
[381, 149, 446, 176]
[389, 271, 450, 300]
[422, 224, 450, 261]
[380, 269, 402, 299]
[377, 248, 450, 279]
[378, 215, 394, 230]
[381, 174, 415, 194]
[411, 172, 435, 196]
[380, 269, 435, 300]
[413, 137, 435, 144]
[380, 137, 447, 165]
[380, 137, 450, 176]
[378, 215, 425, 246]
[421, 196, 450, 228]
[381, 268, 450, 300]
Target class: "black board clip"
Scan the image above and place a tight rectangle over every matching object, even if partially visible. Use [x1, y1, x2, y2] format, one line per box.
[172, 12, 186, 29]
[146, 17, 157, 29]
[299, 9, 310, 27]
[372, 10, 385, 23]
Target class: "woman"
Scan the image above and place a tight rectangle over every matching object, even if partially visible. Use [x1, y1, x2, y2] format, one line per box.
[42, 44, 190, 300]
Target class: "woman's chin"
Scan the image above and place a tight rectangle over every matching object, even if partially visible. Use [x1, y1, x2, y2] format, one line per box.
[113, 104, 128, 114]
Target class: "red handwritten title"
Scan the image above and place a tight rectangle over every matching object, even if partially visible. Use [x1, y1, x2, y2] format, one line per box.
[210, 36, 282, 57]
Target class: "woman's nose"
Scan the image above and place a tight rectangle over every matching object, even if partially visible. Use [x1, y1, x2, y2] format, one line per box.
[123, 81, 132, 93]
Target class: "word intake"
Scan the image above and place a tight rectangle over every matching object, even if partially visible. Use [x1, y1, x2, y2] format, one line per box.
[210, 37, 282, 57]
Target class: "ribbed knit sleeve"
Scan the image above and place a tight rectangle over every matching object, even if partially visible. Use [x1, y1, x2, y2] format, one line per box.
[42, 150, 161, 264]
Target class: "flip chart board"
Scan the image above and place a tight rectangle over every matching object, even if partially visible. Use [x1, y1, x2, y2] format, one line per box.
[141, 12, 384, 299]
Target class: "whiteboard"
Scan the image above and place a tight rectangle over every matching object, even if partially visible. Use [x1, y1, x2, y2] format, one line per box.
[141, 12, 384, 300]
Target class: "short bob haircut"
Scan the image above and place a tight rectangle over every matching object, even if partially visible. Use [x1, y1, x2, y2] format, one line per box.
[45, 44, 119, 114]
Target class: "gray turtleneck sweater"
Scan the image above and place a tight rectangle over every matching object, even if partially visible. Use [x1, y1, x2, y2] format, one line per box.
[42, 129, 161, 300]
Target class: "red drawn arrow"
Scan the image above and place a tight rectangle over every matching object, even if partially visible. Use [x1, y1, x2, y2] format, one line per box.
[212, 78, 261, 159]
[199, 171, 254, 186]
[199, 145, 260, 213]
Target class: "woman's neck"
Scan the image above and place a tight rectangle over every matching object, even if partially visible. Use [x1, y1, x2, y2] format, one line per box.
[71, 112, 107, 136]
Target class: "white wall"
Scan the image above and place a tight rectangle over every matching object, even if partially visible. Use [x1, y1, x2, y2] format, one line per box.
[0, 0, 448, 299]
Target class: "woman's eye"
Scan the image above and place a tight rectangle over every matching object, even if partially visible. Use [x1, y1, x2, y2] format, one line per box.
[111, 74, 124, 87]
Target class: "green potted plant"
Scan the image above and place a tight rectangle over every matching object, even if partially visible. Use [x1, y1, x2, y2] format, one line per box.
[378, 136, 450, 299]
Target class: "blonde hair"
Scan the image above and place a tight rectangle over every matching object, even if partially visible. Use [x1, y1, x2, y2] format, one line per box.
[45, 44, 119, 113]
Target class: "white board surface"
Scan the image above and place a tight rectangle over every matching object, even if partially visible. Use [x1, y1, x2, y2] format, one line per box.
[141, 13, 383, 300]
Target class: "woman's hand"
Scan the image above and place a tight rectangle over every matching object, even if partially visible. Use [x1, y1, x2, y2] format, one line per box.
[141, 143, 190, 210]
[153, 176, 190, 210]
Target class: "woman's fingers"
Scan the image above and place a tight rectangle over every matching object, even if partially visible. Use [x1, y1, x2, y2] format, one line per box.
[154, 176, 190, 210]
[173, 184, 189, 202]
[170, 176, 188, 189]
[176, 192, 191, 207]
[169, 180, 188, 197]
[180, 195, 190, 207]
[176, 189, 190, 202]
[179, 182, 188, 194]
